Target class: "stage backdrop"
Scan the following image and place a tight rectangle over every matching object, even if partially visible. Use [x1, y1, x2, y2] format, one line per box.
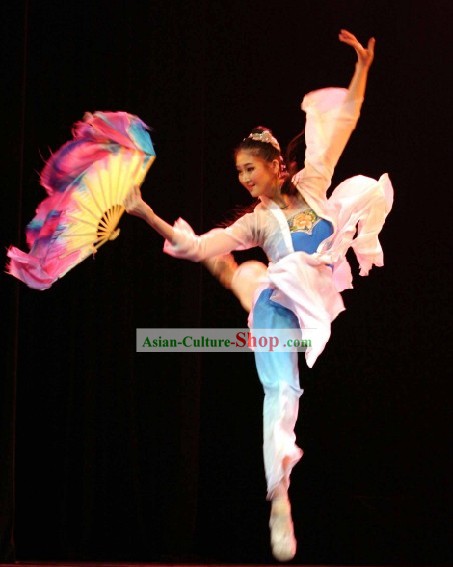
[1, 1, 451, 565]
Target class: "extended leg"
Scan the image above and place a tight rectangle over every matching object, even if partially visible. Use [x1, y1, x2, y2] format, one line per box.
[252, 288, 303, 561]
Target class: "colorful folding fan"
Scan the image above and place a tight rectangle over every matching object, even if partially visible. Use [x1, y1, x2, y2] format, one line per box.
[6, 111, 155, 290]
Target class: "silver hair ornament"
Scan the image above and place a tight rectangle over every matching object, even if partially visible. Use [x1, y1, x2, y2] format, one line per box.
[247, 130, 281, 151]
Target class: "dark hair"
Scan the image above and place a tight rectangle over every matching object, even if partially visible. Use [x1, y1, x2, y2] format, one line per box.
[235, 126, 281, 162]
[234, 126, 304, 197]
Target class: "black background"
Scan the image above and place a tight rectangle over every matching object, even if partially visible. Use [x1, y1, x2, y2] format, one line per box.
[1, 1, 451, 565]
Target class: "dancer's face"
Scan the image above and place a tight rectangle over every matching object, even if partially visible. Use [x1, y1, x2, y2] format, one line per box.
[236, 151, 280, 200]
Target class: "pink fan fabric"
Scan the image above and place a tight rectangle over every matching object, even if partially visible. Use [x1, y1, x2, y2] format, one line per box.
[6, 111, 154, 290]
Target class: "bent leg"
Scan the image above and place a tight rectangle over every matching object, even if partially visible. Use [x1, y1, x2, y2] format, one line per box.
[203, 254, 267, 312]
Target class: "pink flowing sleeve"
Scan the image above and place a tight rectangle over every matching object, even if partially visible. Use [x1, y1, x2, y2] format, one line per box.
[163, 213, 257, 261]
[318, 173, 394, 291]
[293, 87, 363, 209]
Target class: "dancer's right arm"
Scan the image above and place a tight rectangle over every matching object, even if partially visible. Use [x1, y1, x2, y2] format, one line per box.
[124, 185, 256, 261]
[124, 185, 176, 244]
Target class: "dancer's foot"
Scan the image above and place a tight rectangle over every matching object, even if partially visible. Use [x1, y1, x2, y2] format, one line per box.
[269, 497, 297, 562]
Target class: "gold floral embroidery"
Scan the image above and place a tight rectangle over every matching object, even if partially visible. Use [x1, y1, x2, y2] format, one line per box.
[288, 209, 320, 234]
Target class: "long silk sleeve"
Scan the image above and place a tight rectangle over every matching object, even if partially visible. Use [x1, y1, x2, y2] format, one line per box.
[163, 213, 258, 261]
[293, 88, 363, 211]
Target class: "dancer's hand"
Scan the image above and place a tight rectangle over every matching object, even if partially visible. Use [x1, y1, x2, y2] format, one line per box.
[339, 29, 375, 69]
[124, 185, 152, 219]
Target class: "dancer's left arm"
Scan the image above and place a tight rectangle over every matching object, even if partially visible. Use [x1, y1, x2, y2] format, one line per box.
[340, 29, 375, 103]
[295, 30, 376, 204]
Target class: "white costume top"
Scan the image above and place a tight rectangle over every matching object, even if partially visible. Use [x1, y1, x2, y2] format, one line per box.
[163, 88, 394, 367]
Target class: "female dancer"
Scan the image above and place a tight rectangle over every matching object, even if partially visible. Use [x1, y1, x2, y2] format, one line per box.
[125, 30, 392, 561]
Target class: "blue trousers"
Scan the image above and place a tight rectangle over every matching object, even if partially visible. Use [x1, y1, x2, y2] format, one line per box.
[252, 287, 304, 499]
